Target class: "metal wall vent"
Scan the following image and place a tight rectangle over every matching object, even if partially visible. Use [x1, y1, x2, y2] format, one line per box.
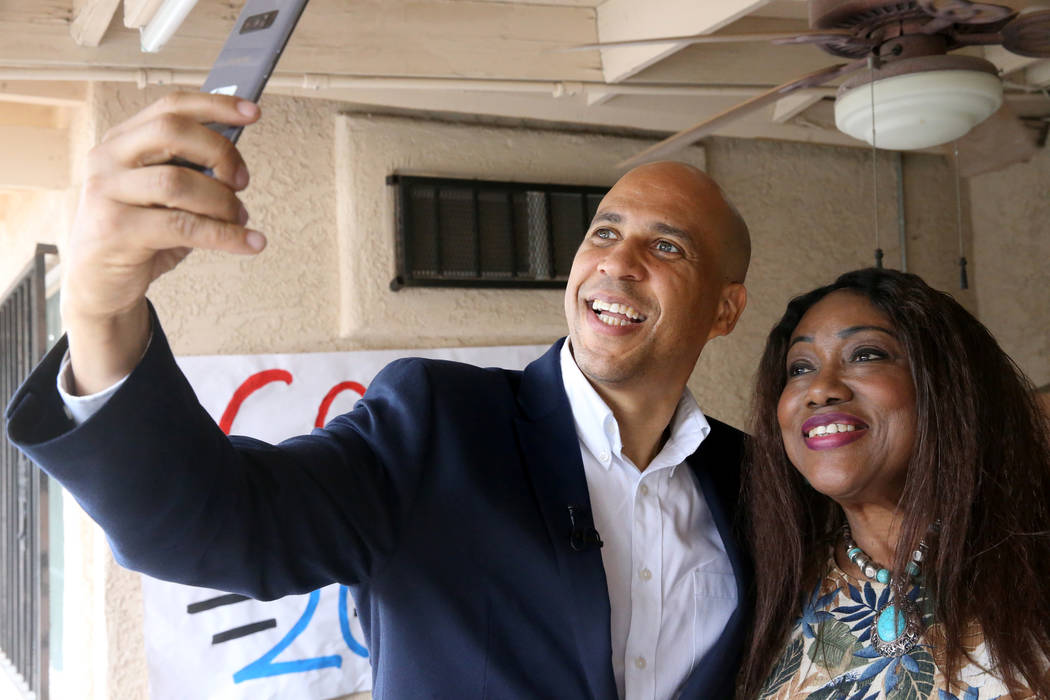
[387, 175, 607, 290]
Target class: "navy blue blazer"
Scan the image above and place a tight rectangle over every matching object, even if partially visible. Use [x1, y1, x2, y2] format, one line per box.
[6, 316, 752, 699]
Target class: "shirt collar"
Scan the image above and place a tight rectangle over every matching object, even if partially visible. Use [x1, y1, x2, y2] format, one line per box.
[559, 340, 710, 474]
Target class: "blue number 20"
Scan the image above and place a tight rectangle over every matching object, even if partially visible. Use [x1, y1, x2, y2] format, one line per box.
[233, 586, 368, 684]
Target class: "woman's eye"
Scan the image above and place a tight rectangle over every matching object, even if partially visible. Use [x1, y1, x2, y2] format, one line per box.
[655, 240, 680, 254]
[787, 362, 812, 377]
[852, 347, 888, 362]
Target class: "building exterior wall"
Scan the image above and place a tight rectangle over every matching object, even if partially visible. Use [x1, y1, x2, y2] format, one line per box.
[689, 140, 976, 426]
[969, 145, 1050, 389]
[0, 80, 1038, 699]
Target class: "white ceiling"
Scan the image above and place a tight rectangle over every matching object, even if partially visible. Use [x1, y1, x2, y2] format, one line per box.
[1, 0, 1048, 190]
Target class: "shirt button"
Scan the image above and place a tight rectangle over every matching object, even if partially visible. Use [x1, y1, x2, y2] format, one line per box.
[639, 484, 649, 496]
[639, 568, 652, 581]
[634, 656, 647, 670]
[598, 451, 610, 463]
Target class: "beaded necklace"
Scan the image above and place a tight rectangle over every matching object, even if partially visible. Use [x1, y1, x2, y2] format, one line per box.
[841, 524, 929, 657]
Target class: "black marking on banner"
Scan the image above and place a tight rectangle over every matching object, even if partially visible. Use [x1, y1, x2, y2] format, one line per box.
[212, 619, 277, 645]
[187, 593, 250, 614]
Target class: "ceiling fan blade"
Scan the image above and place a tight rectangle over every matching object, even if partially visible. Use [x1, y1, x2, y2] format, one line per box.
[563, 29, 864, 52]
[616, 60, 868, 171]
[1001, 9, 1050, 58]
[948, 31, 1008, 46]
[916, 0, 1014, 26]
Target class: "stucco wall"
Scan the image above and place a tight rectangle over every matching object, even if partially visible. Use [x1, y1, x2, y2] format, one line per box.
[969, 146, 1050, 387]
[333, 112, 705, 348]
[2, 80, 1033, 700]
[691, 140, 975, 425]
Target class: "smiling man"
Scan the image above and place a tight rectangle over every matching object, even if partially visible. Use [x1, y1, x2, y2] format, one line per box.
[7, 94, 752, 700]
[565, 162, 749, 470]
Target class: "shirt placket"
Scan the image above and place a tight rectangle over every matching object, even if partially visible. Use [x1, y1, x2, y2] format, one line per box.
[624, 469, 662, 699]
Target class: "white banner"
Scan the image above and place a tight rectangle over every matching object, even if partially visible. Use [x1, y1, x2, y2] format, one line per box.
[141, 343, 549, 700]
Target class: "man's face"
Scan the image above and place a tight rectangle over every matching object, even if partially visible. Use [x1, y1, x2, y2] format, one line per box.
[563, 163, 745, 392]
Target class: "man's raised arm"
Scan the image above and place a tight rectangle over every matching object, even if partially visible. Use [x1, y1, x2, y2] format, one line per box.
[62, 91, 265, 395]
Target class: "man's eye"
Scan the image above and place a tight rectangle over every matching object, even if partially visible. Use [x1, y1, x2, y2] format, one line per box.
[593, 228, 615, 240]
[655, 240, 680, 254]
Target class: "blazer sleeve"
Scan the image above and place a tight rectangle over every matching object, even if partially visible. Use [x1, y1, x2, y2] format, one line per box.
[5, 309, 433, 600]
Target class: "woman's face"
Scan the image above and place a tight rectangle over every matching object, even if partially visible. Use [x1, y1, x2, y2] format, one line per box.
[776, 290, 917, 509]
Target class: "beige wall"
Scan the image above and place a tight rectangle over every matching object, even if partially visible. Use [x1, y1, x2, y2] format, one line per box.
[690, 139, 976, 426]
[0, 189, 71, 296]
[2, 81, 1042, 699]
[970, 145, 1050, 388]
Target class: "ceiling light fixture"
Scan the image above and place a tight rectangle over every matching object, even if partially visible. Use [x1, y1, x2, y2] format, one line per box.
[835, 55, 1003, 151]
[140, 0, 200, 53]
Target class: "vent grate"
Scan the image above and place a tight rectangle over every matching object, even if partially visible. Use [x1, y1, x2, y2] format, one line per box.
[388, 175, 606, 290]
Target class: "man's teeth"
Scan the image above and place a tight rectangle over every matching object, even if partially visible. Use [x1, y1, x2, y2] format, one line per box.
[591, 299, 643, 324]
[807, 423, 858, 438]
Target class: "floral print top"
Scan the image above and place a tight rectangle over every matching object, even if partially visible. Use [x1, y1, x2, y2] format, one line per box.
[757, 558, 1033, 700]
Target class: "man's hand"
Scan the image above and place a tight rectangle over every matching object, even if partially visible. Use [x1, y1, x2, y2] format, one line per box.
[61, 91, 264, 395]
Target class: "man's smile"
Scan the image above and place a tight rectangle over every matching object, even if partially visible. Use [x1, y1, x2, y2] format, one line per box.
[588, 297, 647, 327]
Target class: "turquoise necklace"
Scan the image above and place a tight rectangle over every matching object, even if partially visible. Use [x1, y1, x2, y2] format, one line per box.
[842, 524, 928, 657]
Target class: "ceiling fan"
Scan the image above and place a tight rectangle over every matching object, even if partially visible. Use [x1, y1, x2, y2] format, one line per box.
[574, 0, 1050, 172]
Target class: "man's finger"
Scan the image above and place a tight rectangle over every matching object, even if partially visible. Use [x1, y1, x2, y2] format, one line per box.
[102, 91, 260, 145]
[113, 203, 266, 256]
[98, 165, 248, 226]
[97, 113, 250, 191]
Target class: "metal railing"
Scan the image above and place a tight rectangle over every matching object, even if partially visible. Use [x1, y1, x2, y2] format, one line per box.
[1, 243, 56, 699]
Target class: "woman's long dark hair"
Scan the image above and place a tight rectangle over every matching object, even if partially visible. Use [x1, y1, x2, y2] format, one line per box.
[738, 268, 1050, 698]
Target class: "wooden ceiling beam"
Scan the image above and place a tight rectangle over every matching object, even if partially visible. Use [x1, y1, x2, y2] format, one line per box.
[123, 0, 166, 28]
[0, 0, 602, 82]
[772, 89, 824, 123]
[0, 101, 62, 128]
[1024, 59, 1050, 87]
[984, 45, 1044, 77]
[595, 0, 772, 86]
[0, 80, 87, 106]
[70, 0, 122, 47]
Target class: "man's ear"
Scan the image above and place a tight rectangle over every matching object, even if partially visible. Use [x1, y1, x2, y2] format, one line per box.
[707, 283, 747, 340]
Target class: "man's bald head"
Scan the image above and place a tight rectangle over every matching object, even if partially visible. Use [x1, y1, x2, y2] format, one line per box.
[564, 159, 751, 395]
[611, 161, 751, 284]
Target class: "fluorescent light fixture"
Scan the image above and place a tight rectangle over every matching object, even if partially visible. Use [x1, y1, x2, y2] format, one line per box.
[836, 68, 1003, 151]
[140, 0, 201, 53]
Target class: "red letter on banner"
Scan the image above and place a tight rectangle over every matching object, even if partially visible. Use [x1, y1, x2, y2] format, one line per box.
[219, 370, 294, 434]
[315, 382, 366, 428]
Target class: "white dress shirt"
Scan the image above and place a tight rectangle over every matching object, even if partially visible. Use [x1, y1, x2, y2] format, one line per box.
[57, 355, 128, 423]
[58, 343, 738, 699]
[559, 342, 737, 700]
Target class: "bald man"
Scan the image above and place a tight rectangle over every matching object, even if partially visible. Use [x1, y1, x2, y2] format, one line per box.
[7, 94, 753, 700]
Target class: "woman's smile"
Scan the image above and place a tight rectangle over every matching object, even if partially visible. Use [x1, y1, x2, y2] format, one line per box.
[801, 411, 868, 450]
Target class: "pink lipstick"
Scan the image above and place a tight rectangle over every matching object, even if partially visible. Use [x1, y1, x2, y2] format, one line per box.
[801, 412, 868, 451]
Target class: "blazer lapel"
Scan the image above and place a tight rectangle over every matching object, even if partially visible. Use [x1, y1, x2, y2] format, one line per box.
[515, 339, 617, 700]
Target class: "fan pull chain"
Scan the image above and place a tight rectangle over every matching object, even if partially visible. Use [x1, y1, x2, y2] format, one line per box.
[868, 55, 882, 269]
[953, 142, 968, 290]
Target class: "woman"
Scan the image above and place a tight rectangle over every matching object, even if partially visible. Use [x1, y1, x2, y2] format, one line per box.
[739, 268, 1050, 699]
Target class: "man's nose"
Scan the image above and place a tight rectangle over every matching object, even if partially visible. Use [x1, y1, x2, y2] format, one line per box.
[805, 366, 853, 407]
[597, 240, 645, 280]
